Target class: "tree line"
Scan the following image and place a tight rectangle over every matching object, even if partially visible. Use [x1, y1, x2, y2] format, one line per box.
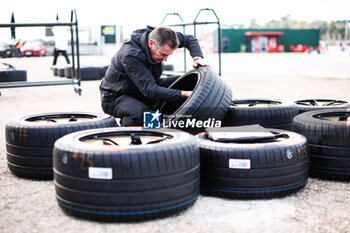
[231, 15, 349, 42]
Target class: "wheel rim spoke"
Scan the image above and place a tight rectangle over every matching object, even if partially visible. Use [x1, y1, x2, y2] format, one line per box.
[296, 102, 312, 106]
[314, 112, 350, 122]
[339, 114, 349, 121]
[81, 132, 172, 147]
[26, 114, 96, 124]
[232, 100, 281, 107]
[102, 139, 119, 146]
[296, 99, 348, 107]
[130, 134, 142, 145]
[208, 131, 289, 143]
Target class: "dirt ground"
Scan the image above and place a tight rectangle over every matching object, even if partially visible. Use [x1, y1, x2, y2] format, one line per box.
[0, 53, 349, 233]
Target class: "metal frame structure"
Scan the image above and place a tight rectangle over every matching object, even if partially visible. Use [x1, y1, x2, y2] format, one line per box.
[161, 8, 222, 76]
[0, 9, 81, 96]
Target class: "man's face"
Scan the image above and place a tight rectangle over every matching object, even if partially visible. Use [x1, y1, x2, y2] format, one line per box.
[148, 40, 174, 63]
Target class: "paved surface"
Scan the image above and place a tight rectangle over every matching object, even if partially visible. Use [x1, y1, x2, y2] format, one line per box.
[0, 54, 349, 233]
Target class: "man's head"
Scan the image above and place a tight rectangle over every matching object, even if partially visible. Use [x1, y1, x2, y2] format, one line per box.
[148, 27, 179, 63]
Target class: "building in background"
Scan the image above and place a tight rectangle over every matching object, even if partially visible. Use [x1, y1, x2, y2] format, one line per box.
[214, 29, 320, 52]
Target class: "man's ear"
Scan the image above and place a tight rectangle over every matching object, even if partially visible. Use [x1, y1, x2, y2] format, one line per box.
[148, 39, 154, 48]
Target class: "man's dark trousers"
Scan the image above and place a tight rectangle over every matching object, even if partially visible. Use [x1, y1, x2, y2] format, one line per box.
[53, 49, 70, 65]
[101, 75, 180, 126]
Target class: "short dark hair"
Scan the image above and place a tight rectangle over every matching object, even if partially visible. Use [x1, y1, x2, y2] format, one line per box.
[148, 27, 179, 49]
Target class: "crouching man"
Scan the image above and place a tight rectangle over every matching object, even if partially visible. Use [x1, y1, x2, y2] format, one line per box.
[99, 26, 207, 126]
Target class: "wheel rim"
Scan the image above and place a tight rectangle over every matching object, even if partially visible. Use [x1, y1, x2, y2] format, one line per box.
[80, 131, 173, 147]
[314, 112, 349, 122]
[232, 99, 282, 107]
[204, 130, 289, 143]
[295, 99, 348, 107]
[26, 113, 98, 124]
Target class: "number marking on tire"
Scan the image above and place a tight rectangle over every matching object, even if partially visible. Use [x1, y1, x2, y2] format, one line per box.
[72, 153, 94, 170]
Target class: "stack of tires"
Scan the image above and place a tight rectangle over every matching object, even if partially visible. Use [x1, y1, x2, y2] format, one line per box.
[11, 67, 342, 222]
[293, 108, 350, 181]
[50, 66, 231, 221]
[198, 126, 309, 199]
[292, 98, 350, 181]
[53, 66, 107, 80]
[53, 128, 200, 221]
[155, 69, 309, 200]
[6, 112, 117, 179]
[5, 67, 233, 222]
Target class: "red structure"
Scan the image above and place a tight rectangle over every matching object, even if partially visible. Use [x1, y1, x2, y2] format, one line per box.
[245, 31, 284, 53]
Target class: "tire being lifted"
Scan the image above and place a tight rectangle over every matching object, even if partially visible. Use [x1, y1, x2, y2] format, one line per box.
[53, 127, 200, 222]
[155, 67, 232, 134]
[222, 98, 299, 130]
[6, 112, 117, 179]
[198, 126, 309, 199]
[293, 109, 350, 181]
[294, 98, 350, 113]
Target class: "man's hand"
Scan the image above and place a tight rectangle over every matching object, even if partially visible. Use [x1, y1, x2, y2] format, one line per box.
[181, 91, 192, 98]
[193, 56, 209, 68]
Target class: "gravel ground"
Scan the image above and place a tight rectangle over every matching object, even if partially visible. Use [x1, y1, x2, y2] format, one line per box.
[0, 54, 349, 233]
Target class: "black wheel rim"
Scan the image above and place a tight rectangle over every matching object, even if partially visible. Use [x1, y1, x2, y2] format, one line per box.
[26, 113, 98, 124]
[232, 99, 282, 107]
[295, 99, 348, 107]
[80, 131, 173, 147]
[313, 112, 349, 122]
[204, 130, 289, 143]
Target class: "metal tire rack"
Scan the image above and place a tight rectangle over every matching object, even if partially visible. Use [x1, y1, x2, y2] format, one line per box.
[161, 8, 222, 76]
[0, 9, 81, 96]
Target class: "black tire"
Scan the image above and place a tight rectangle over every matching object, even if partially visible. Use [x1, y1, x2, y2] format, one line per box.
[162, 63, 174, 71]
[198, 128, 309, 199]
[222, 98, 299, 130]
[294, 99, 350, 113]
[161, 62, 174, 71]
[53, 127, 200, 222]
[292, 109, 350, 181]
[81, 67, 103, 80]
[101, 65, 109, 77]
[164, 64, 174, 71]
[65, 67, 73, 78]
[154, 67, 232, 134]
[6, 112, 117, 179]
[53, 67, 58, 76]
[0, 70, 27, 82]
[58, 68, 66, 77]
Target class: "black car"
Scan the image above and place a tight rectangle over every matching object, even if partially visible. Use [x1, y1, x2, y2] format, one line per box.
[0, 43, 13, 58]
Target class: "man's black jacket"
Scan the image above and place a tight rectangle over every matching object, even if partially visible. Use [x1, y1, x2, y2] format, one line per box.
[100, 26, 203, 102]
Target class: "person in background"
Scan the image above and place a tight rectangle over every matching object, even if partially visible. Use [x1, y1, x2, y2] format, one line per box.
[15, 39, 22, 57]
[222, 36, 229, 52]
[52, 20, 70, 66]
[99, 26, 208, 126]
